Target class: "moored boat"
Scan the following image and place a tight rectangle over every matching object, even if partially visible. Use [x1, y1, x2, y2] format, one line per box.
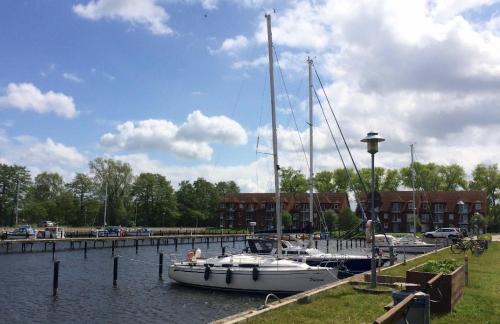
[168, 250, 338, 294]
[6, 225, 38, 239]
[37, 226, 65, 239]
[373, 234, 437, 254]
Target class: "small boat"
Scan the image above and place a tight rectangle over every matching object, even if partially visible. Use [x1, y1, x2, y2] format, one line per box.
[37, 226, 65, 239]
[374, 234, 437, 254]
[126, 228, 152, 237]
[168, 249, 338, 294]
[247, 238, 389, 278]
[6, 225, 38, 239]
[104, 225, 126, 237]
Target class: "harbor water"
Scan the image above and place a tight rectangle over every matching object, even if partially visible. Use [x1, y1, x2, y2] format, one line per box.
[0, 239, 403, 323]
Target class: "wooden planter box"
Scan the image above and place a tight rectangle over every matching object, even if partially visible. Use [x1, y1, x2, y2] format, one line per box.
[406, 263, 465, 313]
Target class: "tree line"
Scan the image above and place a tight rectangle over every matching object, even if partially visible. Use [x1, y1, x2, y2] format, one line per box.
[0, 158, 239, 227]
[1, 159, 499, 231]
[279, 163, 500, 231]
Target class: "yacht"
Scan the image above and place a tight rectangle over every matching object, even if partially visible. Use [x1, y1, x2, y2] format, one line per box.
[169, 14, 338, 294]
[373, 234, 437, 254]
[168, 249, 338, 294]
[247, 238, 389, 278]
[6, 225, 38, 239]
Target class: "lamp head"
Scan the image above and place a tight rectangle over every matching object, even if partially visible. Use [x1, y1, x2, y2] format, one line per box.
[361, 131, 385, 154]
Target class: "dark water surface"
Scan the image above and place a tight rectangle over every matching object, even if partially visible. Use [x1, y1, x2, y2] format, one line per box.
[0, 239, 408, 323]
[0, 241, 263, 324]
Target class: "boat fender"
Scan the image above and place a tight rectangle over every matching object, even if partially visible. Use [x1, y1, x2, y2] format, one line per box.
[226, 268, 232, 284]
[252, 266, 259, 281]
[365, 220, 373, 243]
[204, 265, 211, 280]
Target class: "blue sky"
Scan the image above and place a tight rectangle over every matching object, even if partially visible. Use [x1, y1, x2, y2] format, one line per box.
[1, 0, 500, 192]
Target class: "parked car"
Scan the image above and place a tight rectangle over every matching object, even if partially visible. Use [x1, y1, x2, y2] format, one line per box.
[424, 228, 462, 239]
[38, 220, 55, 227]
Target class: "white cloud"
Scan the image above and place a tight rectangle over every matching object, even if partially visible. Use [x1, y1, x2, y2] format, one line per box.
[73, 0, 172, 35]
[114, 153, 274, 192]
[177, 110, 247, 145]
[100, 110, 247, 160]
[232, 56, 267, 69]
[0, 132, 87, 181]
[24, 138, 87, 167]
[0, 83, 78, 118]
[218, 35, 249, 54]
[62, 72, 84, 83]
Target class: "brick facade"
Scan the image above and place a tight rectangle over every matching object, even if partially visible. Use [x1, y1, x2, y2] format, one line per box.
[218, 193, 350, 230]
[355, 191, 487, 233]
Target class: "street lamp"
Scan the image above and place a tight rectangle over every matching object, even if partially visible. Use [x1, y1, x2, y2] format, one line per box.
[361, 131, 385, 289]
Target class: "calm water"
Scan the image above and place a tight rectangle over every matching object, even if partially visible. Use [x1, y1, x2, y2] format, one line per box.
[0, 241, 263, 324]
[0, 239, 404, 323]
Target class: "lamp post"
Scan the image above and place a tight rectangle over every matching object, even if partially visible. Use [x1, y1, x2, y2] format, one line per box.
[361, 131, 385, 288]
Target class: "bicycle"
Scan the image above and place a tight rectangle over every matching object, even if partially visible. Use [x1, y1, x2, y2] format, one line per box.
[450, 238, 483, 254]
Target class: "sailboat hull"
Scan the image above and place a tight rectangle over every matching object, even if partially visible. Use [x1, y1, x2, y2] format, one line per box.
[168, 264, 337, 294]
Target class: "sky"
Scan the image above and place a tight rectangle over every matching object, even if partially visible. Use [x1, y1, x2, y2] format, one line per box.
[1, 0, 500, 192]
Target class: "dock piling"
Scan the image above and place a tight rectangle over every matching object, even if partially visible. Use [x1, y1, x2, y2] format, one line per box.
[135, 239, 138, 254]
[113, 256, 118, 286]
[84, 241, 87, 259]
[111, 240, 115, 256]
[159, 253, 164, 280]
[326, 239, 329, 253]
[53, 260, 60, 296]
[156, 239, 160, 253]
[174, 238, 178, 251]
[52, 242, 56, 260]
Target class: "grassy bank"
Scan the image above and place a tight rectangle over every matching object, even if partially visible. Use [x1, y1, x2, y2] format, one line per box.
[250, 243, 500, 323]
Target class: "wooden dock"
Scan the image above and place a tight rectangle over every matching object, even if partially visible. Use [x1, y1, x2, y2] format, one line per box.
[0, 234, 249, 254]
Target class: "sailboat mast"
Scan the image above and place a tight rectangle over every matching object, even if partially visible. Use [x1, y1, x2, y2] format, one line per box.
[104, 182, 108, 226]
[308, 57, 314, 245]
[265, 14, 282, 257]
[411, 144, 416, 237]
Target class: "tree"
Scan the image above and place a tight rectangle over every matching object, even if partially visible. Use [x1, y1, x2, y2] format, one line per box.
[354, 167, 385, 193]
[67, 173, 95, 226]
[89, 158, 134, 226]
[314, 171, 336, 192]
[336, 208, 359, 231]
[280, 167, 308, 193]
[469, 164, 499, 207]
[380, 169, 401, 191]
[323, 209, 338, 231]
[282, 210, 292, 231]
[401, 162, 442, 192]
[439, 164, 467, 191]
[176, 178, 219, 227]
[215, 181, 240, 196]
[132, 173, 179, 226]
[0, 164, 31, 225]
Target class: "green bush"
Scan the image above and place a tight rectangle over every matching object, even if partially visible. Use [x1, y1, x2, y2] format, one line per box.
[421, 259, 460, 274]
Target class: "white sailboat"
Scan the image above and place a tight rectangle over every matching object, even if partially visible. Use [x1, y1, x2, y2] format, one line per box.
[168, 14, 338, 294]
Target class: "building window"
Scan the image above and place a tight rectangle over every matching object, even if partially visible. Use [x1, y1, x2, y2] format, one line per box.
[392, 203, 401, 212]
[435, 214, 444, 223]
[333, 203, 340, 209]
[475, 203, 481, 210]
[458, 203, 468, 214]
[449, 214, 454, 221]
[384, 213, 389, 220]
[421, 214, 429, 223]
[392, 214, 401, 222]
[422, 202, 430, 210]
[434, 204, 444, 213]
[408, 202, 414, 210]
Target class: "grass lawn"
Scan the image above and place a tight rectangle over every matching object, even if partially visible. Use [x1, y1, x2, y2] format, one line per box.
[250, 243, 500, 323]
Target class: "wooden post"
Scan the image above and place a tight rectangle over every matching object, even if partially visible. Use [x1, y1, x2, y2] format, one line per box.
[53, 260, 60, 296]
[222, 246, 226, 255]
[156, 239, 160, 253]
[315, 240, 318, 249]
[111, 240, 115, 256]
[135, 239, 138, 254]
[233, 235, 236, 247]
[52, 242, 56, 260]
[465, 255, 469, 286]
[206, 237, 209, 249]
[175, 238, 178, 251]
[159, 253, 164, 280]
[336, 240, 339, 251]
[113, 256, 118, 286]
[340, 240, 342, 250]
[191, 237, 195, 249]
[326, 239, 329, 253]
[220, 236, 223, 247]
[84, 241, 88, 259]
